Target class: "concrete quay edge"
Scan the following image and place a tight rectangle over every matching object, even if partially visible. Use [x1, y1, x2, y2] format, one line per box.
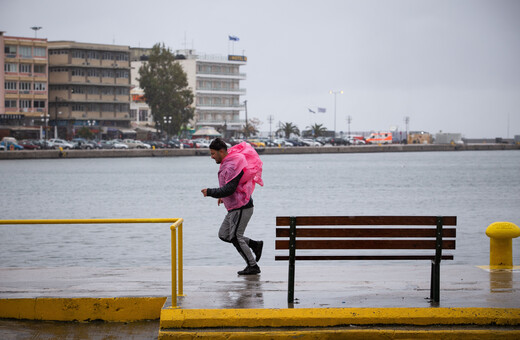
[159, 307, 520, 329]
[0, 143, 518, 159]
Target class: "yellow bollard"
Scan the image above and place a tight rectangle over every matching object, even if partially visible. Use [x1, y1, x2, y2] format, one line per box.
[485, 222, 520, 267]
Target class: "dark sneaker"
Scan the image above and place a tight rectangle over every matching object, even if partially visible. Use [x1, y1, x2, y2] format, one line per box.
[237, 264, 261, 275]
[253, 241, 263, 262]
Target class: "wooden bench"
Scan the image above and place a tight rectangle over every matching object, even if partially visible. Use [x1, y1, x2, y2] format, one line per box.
[275, 216, 457, 303]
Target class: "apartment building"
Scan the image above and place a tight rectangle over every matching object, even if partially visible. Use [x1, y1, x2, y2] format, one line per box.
[130, 48, 246, 138]
[177, 49, 246, 137]
[48, 41, 132, 139]
[1, 32, 48, 139]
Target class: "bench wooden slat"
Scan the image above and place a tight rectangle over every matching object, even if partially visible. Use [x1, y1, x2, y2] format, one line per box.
[276, 227, 456, 238]
[276, 239, 456, 250]
[275, 255, 454, 261]
[276, 216, 457, 226]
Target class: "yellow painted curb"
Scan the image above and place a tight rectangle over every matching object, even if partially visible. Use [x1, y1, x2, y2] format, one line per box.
[159, 329, 520, 340]
[0, 297, 167, 322]
[160, 307, 520, 329]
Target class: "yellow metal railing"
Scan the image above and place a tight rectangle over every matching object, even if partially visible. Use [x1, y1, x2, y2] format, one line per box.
[0, 218, 184, 308]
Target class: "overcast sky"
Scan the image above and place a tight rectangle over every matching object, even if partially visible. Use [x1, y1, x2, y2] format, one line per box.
[2, 0, 519, 138]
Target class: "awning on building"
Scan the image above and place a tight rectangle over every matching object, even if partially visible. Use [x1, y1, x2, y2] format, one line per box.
[192, 126, 222, 137]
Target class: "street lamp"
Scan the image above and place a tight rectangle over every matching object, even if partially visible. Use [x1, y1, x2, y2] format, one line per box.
[40, 112, 50, 149]
[347, 115, 352, 143]
[54, 97, 62, 138]
[163, 116, 172, 139]
[30, 26, 42, 38]
[329, 90, 343, 136]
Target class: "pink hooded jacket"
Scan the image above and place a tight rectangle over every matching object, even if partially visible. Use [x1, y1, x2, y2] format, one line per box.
[218, 142, 263, 211]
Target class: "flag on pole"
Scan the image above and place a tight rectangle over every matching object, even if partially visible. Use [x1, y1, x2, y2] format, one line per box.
[229, 35, 239, 41]
[318, 107, 326, 113]
[308, 108, 316, 114]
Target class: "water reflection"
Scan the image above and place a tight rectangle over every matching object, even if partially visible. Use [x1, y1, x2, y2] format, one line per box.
[223, 275, 264, 309]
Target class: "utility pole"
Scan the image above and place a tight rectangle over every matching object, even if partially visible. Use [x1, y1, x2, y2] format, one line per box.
[267, 115, 274, 140]
[243, 100, 248, 137]
[404, 116, 410, 143]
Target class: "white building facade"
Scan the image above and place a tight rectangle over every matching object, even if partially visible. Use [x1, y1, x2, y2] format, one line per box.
[130, 48, 247, 138]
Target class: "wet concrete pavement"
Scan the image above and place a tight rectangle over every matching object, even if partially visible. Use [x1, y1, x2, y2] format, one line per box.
[1, 264, 519, 308]
[1, 264, 519, 339]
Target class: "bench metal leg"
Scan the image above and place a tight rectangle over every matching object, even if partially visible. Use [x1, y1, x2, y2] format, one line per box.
[288, 217, 296, 304]
[430, 260, 440, 302]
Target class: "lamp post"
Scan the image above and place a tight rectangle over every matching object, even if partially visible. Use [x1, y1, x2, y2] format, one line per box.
[40, 112, 50, 149]
[329, 90, 343, 136]
[347, 115, 352, 144]
[163, 116, 172, 139]
[30, 26, 42, 38]
[54, 97, 62, 138]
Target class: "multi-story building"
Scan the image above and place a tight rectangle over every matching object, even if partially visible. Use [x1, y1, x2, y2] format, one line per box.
[130, 48, 247, 138]
[48, 41, 132, 139]
[1, 32, 48, 139]
[176, 49, 246, 138]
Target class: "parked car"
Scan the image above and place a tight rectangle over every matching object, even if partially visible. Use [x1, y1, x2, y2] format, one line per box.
[72, 138, 97, 149]
[247, 139, 266, 147]
[107, 140, 129, 149]
[122, 139, 151, 149]
[48, 138, 74, 149]
[18, 140, 41, 150]
[302, 139, 322, 147]
[0, 144, 5, 151]
[0, 137, 24, 150]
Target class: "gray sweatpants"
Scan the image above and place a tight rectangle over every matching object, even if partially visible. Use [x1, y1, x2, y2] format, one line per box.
[218, 207, 256, 266]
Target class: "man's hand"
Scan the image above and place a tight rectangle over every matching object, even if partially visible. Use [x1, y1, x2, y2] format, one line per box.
[218, 198, 223, 206]
[201, 188, 208, 197]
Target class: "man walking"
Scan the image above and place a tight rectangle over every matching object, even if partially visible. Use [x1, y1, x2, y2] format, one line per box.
[201, 138, 264, 275]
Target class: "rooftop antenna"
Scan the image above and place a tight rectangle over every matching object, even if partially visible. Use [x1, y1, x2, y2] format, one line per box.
[30, 26, 42, 38]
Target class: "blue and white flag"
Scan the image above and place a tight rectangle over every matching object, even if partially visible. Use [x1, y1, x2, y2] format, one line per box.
[318, 107, 326, 113]
[229, 35, 239, 41]
[308, 108, 316, 114]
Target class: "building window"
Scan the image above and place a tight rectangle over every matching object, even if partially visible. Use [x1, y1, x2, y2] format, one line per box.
[129, 109, 137, 119]
[19, 82, 32, 91]
[34, 47, 46, 57]
[5, 100, 17, 108]
[71, 68, 85, 76]
[101, 104, 113, 111]
[87, 51, 100, 59]
[20, 64, 32, 73]
[87, 87, 100, 94]
[102, 69, 114, 78]
[101, 87, 114, 95]
[116, 70, 129, 78]
[34, 82, 46, 91]
[116, 87, 129, 95]
[87, 68, 99, 77]
[5, 81, 17, 90]
[4, 45, 16, 56]
[71, 86, 85, 94]
[19, 46, 32, 58]
[72, 104, 85, 111]
[72, 50, 85, 58]
[34, 100, 46, 108]
[20, 100, 32, 109]
[139, 109, 148, 121]
[115, 53, 128, 61]
[102, 52, 112, 60]
[4, 63, 17, 72]
[34, 64, 46, 74]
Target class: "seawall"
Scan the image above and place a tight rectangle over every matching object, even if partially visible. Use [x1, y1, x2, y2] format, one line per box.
[0, 143, 518, 160]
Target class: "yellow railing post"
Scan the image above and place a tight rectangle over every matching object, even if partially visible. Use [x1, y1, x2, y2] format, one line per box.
[178, 220, 184, 297]
[171, 223, 177, 308]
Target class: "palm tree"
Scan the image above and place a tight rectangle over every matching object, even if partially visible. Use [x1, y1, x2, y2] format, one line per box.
[307, 123, 327, 138]
[277, 122, 300, 138]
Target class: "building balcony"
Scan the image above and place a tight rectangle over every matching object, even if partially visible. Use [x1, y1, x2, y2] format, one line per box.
[196, 71, 246, 80]
[196, 103, 245, 110]
[196, 87, 246, 95]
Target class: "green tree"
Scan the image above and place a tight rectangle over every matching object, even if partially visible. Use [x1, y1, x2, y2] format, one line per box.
[307, 123, 327, 138]
[277, 122, 300, 138]
[76, 127, 94, 139]
[138, 43, 194, 137]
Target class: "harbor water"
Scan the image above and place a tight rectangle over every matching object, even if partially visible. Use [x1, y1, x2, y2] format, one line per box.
[0, 150, 519, 268]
